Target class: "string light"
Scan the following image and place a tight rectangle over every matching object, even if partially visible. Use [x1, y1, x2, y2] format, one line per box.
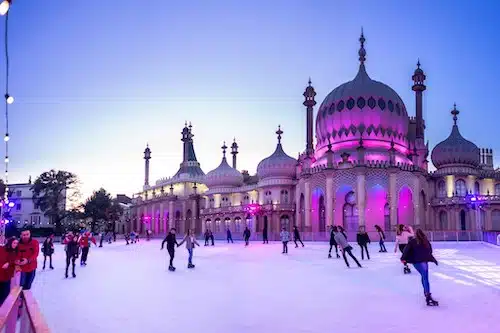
[0, 1, 10, 16]
[2, 7, 11, 225]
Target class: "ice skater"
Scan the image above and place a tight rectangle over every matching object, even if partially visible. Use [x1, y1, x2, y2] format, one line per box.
[209, 229, 215, 246]
[79, 231, 96, 266]
[280, 227, 290, 254]
[16, 229, 39, 291]
[0, 237, 18, 305]
[293, 226, 304, 248]
[63, 232, 80, 278]
[328, 225, 340, 258]
[41, 235, 54, 270]
[226, 228, 234, 243]
[146, 229, 152, 241]
[262, 225, 269, 244]
[204, 229, 210, 246]
[401, 229, 439, 306]
[374, 225, 387, 252]
[333, 226, 362, 268]
[338, 225, 347, 239]
[356, 226, 371, 260]
[130, 231, 137, 244]
[395, 224, 414, 274]
[243, 226, 251, 246]
[178, 229, 200, 269]
[161, 228, 179, 271]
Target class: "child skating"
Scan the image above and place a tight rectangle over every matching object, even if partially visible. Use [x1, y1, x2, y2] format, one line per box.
[178, 229, 200, 269]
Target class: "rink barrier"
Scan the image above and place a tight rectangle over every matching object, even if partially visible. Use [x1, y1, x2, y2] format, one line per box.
[0, 274, 51, 333]
[482, 231, 500, 246]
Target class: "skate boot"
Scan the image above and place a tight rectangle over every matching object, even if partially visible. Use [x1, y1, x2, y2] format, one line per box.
[168, 265, 176, 271]
[328, 253, 332, 258]
[403, 266, 411, 274]
[337, 254, 341, 258]
[72, 272, 76, 278]
[50, 266, 54, 270]
[425, 293, 439, 306]
[65, 272, 68, 279]
[43, 266, 45, 270]
[188, 263, 195, 269]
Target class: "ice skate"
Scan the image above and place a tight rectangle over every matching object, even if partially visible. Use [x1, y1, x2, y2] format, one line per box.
[328, 253, 332, 258]
[425, 293, 439, 306]
[50, 266, 54, 270]
[188, 263, 195, 269]
[403, 266, 411, 274]
[168, 265, 176, 272]
[65, 273, 68, 279]
[72, 272, 76, 278]
[336, 254, 341, 258]
[43, 266, 45, 270]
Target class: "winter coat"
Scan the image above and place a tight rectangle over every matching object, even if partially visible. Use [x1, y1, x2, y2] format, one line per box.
[161, 233, 178, 250]
[329, 230, 338, 246]
[395, 229, 414, 246]
[401, 238, 438, 265]
[356, 232, 370, 246]
[227, 229, 232, 237]
[17, 239, 39, 273]
[178, 235, 200, 249]
[41, 239, 54, 256]
[293, 228, 300, 240]
[79, 235, 96, 248]
[280, 231, 290, 242]
[64, 239, 80, 258]
[0, 246, 17, 282]
[204, 231, 210, 239]
[243, 229, 251, 239]
[333, 232, 350, 250]
[377, 230, 386, 241]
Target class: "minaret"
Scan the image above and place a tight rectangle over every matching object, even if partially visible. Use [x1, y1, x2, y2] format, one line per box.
[303, 78, 316, 156]
[181, 121, 191, 162]
[144, 144, 151, 186]
[231, 138, 238, 169]
[412, 60, 426, 139]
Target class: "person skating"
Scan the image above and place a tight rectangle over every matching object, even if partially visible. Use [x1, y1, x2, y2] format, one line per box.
[262, 225, 269, 244]
[338, 225, 348, 239]
[79, 231, 96, 266]
[293, 226, 304, 248]
[333, 226, 362, 268]
[204, 229, 210, 246]
[63, 232, 80, 278]
[16, 229, 39, 290]
[356, 226, 371, 260]
[0, 237, 18, 305]
[41, 235, 55, 270]
[130, 231, 137, 244]
[280, 227, 290, 254]
[243, 227, 251, 246]
[209, 229, 215, 246]
[395, 224, 414, 274]
[328, 226, 340, 258]
[125, 233, 130, 245]
[226, 228, 233, 243]
[401, 229, 439, 306]
[178, 229, 200, 268]
[161, 228, 179, 271]
[374, 225, 387, 252]
[146, 230, 152, 241]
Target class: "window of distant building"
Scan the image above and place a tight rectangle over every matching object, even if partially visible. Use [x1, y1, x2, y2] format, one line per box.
[16, 190, 21, 197]
[437, 180, 446, 198]
[495, 183, 500, 196]
[455, 179, 467, 197]
[280, 190, 289, 204]
[16, 203, 21, 211]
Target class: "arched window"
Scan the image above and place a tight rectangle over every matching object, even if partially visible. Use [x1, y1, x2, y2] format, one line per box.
[175, 211, 181, 233]
[437, 180, 446, 198]
[460, 210, 467, 230]
[245, 214, 252, 230]
[185, 209, 192, 233]
[474, 182, 480, 195]
[280, 190, 289, 204]
[439, 211, 448, 231]
[455, 179, 467, 197]
[215, 218, 221, 232]
[491, 210, 500, 231]
[318, 196, 326, 232]
[221, 196, 230, 207]
[264, 191, 272, 204]
[224, 217, 231, 231]
[280, 215, 290, 230]
[343, 191, 359, 232]
[205, 219, 212, 231]
[209, 197, 215, 208]
[495, 184, 500, 196]
[243, 195, 250, 205]
[384, 203, 390, 231]
[234, 217, 242, 232]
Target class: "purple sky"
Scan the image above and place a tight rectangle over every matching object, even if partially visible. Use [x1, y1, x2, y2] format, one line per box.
[3, 0, 500, 200]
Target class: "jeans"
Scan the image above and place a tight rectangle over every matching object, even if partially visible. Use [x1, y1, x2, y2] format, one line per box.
[342, 247, 362, 268]
[187, 248, 193, 264]
[66, 255, 77, 276]
[329, 244, 338, 256]
[0, 280, 11, 305]
[245, 238, 249, 246]
[282, 241, 288, 253]
[20, 270, 36, 290]
[167, 248, 175, 266]
[227, 236, 233, 243]
[263, 233, 268, 244]
[413, 262, 430, 294]
[359, 244, 370, 260]
[379, 239, 387, 252]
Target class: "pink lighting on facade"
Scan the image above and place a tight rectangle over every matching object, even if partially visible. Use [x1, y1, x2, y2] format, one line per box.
[398, 186, 414, 225]
[244, 203, 261, 216]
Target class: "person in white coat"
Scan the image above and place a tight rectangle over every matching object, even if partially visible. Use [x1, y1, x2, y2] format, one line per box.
[280, 227, 290, 254]
[395, 224, 414, 274]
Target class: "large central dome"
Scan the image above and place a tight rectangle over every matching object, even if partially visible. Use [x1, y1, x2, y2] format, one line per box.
[315, 32, 410, 162]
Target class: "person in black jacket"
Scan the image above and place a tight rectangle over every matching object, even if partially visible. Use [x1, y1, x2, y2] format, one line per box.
[401, 228, 439, 306]
[262, 226, 268, 244]
[328, 226, 340, 258]
[356, 226, 371, 260]
[293, 226, 304, 248]
[41, 235, 54, 270]
[204, 229, 210, 246]
[374, 225, 387, 252]
[161, 228, 179, 271]
[226, 228, 233, 243]
[209, 229, 215, 246]
[243, 227, 251, 246]
[63, 232, 79, 279]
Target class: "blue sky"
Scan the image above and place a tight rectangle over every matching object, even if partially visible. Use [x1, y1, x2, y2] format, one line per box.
[3, 0, 500, 199]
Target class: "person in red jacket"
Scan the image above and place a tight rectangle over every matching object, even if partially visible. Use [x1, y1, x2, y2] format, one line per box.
[0, 237, 19, 305]
[79, 231, 96, 266]
[16, 229, 39, 290]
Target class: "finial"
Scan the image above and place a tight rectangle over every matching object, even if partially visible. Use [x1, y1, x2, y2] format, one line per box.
[308, 77, 312, 86]
[189, 121, 192, 128]
[327, 135, 332, 151]
[451, 103, 459, 125]
[358, 28, 366, 64]
[358, 136, 364, 148]
[221, 141, 227, 157]
[185, 121, 187, 127]
[276, 125, 283, 144]
[417, 58, 421, 68]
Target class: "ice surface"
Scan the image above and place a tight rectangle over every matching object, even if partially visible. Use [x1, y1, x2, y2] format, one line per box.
[31, 240, 500, 333]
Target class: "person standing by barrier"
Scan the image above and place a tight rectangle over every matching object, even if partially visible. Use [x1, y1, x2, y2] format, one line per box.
[293, 226, 304, 248]
[0, 237, 18, 305]
[16, 229, 39, 290]
[356, 226, 371, 260]
[280, 227, 290, 254]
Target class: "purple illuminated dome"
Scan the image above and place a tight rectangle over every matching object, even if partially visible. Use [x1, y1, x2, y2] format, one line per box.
[204, 142, 244, 188]
[315, 31, 410, 162]
[431, 104, 480, 168]
[257, 126, 296, 179]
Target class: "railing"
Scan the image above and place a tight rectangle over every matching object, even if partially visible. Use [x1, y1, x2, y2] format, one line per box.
[483, 231, 500, 246]
[0, 276, 50, 333]
[431, 194, 500, 205]
[200, 203, 295, 215]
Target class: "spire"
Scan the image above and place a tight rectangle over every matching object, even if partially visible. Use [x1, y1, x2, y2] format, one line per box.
[358, 28, 366, 65]
[276, 125, 283, 144]
[451, 103, 459, 126]
[221, 141, 227, 158]
[231, 138, 239, 169]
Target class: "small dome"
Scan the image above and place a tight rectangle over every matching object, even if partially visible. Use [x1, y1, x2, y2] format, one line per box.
[431, 105, 480, 169]
[257, 126, 296, 179]
[204, 143, 243, 188]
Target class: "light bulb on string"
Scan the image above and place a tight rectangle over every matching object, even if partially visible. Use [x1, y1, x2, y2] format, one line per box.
[4, 94, 13, 104]
[0, 0, 10, 16]
[4, 134, 8, 142]
[4, 156, 7, 163]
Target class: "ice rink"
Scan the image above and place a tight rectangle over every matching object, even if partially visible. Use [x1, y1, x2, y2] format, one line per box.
[31, 240, 500, 333]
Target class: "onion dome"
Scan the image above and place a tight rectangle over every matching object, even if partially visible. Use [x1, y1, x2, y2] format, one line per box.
[431, 104, 480, 168]
[315, 30, 409, 158]
[257, 126, 297, 179]
[204, 142, 243, 188]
